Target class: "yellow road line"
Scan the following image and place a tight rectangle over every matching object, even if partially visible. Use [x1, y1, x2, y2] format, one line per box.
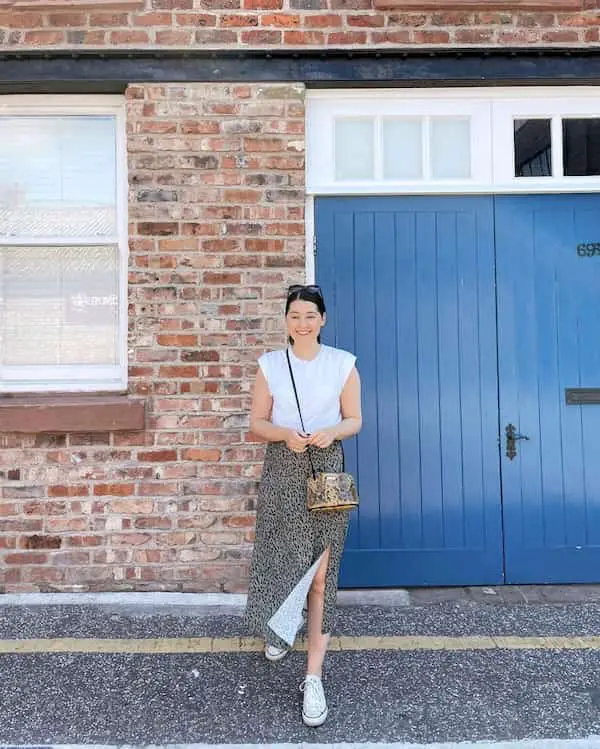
[1, 634, 600, 654]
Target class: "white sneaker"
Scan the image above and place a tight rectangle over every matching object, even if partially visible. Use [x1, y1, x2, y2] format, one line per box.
[264, 643, 289, 662]
[300, 674, 328, 727]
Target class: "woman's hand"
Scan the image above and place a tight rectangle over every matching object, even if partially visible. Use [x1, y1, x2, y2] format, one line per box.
[285, 429, 310, 453]
[307, 427, 338, 450]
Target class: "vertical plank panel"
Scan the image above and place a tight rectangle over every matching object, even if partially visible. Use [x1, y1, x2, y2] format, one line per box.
[559, 204, 588, 548]
[395, 210, 423, 549]
[576, 208, 600, 547]
[436, 211, 464, 548]
[415, 211, 444, 549]
[457, 209, 486, 549]
[497, 199, 545, 563]
[514, 209, 545, 550]
[351, 210, 381, 551]
[374, 211, 402, 549]
[495, 201, 522, 559]
[531, 205, 565, 550]
[475, 206, 503, 555]
[322, 201, 361, 551]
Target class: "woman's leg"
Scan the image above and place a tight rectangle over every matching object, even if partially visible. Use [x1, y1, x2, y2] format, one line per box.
[306, 546, 331, 677]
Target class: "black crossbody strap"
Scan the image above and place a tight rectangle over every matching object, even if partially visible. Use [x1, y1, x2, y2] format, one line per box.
[286, 349, 317, 479]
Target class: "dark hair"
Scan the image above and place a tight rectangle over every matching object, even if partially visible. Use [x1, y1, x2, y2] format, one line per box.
[285, 285, 326, 346]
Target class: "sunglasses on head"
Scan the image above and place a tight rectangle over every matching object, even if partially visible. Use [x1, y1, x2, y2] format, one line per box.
[287, 284, 323, 297]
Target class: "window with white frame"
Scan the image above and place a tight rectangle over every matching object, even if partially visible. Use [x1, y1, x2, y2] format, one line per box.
[0, 96, 127, 393]
[307, 88, 600, 195]
[306, 92, 492, 194]
[332, 115, 473, 183]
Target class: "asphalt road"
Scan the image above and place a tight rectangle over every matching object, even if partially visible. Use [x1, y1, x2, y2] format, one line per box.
[2, 600, 600, 745]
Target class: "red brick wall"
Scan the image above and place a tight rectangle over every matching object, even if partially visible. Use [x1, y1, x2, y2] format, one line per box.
[0, 83, 305, 593]
[1, 1, 599, 47]
[1, 0, 599, 593]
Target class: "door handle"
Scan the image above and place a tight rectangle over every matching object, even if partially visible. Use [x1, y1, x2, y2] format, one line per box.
[505, 423, 529, 461]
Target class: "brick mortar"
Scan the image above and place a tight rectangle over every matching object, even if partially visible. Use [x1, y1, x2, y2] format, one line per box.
[0, 82, 305, 594]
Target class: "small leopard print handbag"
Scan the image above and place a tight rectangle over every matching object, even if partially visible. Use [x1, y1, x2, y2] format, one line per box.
[286, 350, 359, 513]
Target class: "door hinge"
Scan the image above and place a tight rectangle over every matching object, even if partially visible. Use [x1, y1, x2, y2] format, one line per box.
[312, 235, 317, 258]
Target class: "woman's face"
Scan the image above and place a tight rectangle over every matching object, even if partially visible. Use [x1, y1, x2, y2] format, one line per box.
[286, 299, 325, 344]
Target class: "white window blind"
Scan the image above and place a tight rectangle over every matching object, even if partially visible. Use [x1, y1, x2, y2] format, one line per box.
[0, 98, 127, 393]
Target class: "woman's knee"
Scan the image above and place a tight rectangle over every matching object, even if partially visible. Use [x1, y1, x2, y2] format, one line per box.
[310, 547, 331, 598]
[310, 574, 326, 598]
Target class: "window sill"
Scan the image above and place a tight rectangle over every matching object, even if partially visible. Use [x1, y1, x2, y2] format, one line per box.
[374, 0, 581, 8]
[0, 394, 145, 434]
[0, 0, 144, 9]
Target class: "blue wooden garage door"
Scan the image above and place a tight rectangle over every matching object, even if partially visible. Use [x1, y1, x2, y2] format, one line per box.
[497, 195, 600, 584]
[315, 196, 504, 587]
[316, 194, 600, 587]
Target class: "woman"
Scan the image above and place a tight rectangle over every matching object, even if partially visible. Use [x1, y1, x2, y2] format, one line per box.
[244, 283, 362, 727]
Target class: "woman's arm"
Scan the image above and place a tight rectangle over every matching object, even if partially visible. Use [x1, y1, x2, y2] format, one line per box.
[249, 368, 310, 452]
[307, 367, 363, 448]
[337, 366, 363, 438]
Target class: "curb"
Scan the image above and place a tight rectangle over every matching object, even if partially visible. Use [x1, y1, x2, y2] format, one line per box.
[0, 592, 246, 608]
[0, 589, 410, 609]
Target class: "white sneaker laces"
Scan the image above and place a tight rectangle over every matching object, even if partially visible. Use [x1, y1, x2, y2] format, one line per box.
[301, 675, 325, 713]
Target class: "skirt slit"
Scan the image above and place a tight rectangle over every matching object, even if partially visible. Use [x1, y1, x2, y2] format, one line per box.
[243, 441, 350, 647]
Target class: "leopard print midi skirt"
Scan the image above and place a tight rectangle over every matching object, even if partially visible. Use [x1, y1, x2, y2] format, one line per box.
[243, 440, 350, 649]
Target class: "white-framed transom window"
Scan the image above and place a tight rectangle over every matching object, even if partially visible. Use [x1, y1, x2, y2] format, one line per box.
[0, 95, 128, 393]
[307, 87, 600, 195]
[308, 92, 491, 194]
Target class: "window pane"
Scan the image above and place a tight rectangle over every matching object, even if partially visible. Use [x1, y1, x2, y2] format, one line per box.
[0, 116, 117, 237]
[382, 119, 423, 180]
[514, 119, 552, 178]
[430, 118, 471, 179]
[563, 119, 600, 177]
[0, 245, 119, 366]
[335, 119, 374, 181]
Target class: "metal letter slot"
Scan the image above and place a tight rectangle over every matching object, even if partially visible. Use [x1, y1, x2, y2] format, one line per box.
[565, 388, 600, 405]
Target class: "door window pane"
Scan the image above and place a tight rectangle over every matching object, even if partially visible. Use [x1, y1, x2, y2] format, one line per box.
[334, 118, 374, 181]
[563, 118, 600, 177]
[430, 118, 471, 179]
[514, 119, 552, 177]
[382, 119, 423, 180]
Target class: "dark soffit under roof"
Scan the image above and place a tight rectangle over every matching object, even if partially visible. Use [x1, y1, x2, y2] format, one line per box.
[0, 47, 599, 93]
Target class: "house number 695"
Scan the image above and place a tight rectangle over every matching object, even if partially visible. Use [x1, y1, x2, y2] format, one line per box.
[577, 243, 600, 257]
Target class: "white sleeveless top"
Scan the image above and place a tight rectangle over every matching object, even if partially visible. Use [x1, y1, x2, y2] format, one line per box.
[258, 345, 356, 434]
